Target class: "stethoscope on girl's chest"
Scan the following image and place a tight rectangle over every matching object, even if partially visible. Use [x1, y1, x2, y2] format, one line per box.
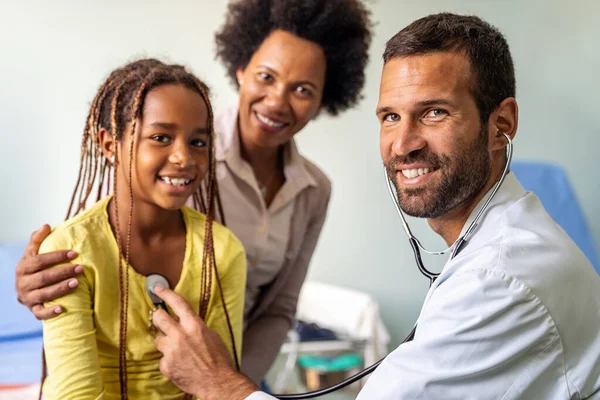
[273, 133, 513, 399]
[146, 274, 171, 310]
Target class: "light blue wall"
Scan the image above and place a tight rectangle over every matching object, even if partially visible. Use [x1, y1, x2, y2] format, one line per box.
[0, 0, 598, 349]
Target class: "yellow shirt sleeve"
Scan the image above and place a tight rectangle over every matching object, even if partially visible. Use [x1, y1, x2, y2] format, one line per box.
[204, 227, 247, 367]
[40, 229, 105, 400]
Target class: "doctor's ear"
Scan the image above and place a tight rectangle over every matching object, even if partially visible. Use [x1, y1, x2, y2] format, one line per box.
[489, 97, 518, 152]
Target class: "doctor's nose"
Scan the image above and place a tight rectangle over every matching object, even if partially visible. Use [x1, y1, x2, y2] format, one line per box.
[391, 121, 427, 157]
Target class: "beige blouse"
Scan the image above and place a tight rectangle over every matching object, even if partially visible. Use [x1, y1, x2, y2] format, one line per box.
[213, 107, 317, 318]
[209, 106, 331, 382]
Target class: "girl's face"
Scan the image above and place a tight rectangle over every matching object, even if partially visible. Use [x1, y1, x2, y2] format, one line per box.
[236, 29, 326, 149]
[103, 83, 210, 211]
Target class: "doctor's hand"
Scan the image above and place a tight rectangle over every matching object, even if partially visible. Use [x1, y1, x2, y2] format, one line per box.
[151, 287, 259, 400]
[15, 224, 83, 319]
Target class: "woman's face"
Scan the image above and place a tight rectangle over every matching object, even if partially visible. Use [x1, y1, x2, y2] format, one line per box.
[236, 29, 326, 149]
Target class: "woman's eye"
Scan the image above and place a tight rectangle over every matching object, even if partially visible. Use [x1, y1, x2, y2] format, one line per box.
[296, 86, 313, 97]
[258, 72, 273, 82]
[152, 135, 170, 143]
[384, 113, 400, 123]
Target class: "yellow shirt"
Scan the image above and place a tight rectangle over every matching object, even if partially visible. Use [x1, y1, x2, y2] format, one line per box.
[40, 196, 246, 400]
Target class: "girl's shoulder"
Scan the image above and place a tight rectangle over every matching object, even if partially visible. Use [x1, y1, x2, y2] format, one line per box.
[39, 197, 111, 255]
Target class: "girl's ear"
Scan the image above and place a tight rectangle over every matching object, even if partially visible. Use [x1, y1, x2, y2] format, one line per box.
[98, 128, 116, 164]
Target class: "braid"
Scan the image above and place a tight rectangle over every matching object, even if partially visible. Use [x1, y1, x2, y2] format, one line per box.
[109, 72, 134, 399]
[65, 121, 89, 219]
[79, 130, 93, 210]
[115, 71, 158, 398]
[96, 158, 109, 201]
[93, 77, 120, 202]
[66, 75, 120, 219]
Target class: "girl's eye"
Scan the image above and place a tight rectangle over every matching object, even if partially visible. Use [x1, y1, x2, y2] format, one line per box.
[152, 135, 170, 143]
[191, 139, 207, 148]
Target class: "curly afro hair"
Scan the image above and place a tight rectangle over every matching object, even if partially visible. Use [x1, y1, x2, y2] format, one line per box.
[215, 0, 373, 116]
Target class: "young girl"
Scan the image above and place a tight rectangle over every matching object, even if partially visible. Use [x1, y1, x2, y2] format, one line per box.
[16, 0, 373, 387]
[39, 59, 246, 399]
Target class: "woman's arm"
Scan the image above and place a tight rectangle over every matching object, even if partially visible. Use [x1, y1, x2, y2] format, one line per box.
[242, 187, 331, 384]
[15, 224, 83, 319]
[40, 233, 104, 400]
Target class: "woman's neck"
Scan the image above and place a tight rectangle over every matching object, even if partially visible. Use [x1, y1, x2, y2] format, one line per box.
[242, 139, 281, 176]
[238, 120, 283, 178]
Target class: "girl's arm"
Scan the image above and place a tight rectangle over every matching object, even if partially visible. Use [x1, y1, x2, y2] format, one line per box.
[40, 232, 104, 400]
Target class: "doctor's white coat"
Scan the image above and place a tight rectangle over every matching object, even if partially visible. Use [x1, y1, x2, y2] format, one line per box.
[249, 173, 600, 399]
[358, 173, 600, 399]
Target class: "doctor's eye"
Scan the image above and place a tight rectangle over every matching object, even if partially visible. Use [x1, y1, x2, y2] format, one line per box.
[423, 109, 448, 121]
[384, 113, 400, 123]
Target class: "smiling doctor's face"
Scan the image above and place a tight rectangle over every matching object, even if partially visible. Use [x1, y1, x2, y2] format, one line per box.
[377, 51, 492, 219]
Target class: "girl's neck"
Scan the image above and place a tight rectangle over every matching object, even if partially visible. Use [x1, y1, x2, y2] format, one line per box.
[108, 190, 184, 247]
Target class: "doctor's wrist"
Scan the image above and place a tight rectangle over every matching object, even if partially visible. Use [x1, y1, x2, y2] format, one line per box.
[193, 370, 259, 400]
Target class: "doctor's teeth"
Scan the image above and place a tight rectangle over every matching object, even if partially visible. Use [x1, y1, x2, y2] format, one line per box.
[401, 168, 431, 179]
[256, 112, 285, 128]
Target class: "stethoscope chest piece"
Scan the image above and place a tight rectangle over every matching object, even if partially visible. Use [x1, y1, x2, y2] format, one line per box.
[146, 273, 170, 307]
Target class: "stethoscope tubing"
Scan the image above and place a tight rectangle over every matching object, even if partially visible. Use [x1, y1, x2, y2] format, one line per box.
[274, 134, 513, 399]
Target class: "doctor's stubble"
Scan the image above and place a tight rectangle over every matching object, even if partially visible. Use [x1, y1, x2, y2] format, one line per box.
[385, 124, 491, 219]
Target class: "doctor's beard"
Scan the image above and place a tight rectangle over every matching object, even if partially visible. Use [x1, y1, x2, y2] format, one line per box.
[385, 128, 491, 219]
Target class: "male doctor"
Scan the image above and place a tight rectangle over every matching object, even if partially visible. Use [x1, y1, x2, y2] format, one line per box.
[149, 13, 600, 399]
[15, 12, 600, 399]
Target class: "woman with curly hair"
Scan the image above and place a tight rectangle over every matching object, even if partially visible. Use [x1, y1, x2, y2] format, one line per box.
[15, 0, 372, 387]
[210, 0, 372, 384]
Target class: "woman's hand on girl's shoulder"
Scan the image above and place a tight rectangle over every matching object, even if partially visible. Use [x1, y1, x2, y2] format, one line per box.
[15, 224, 84, 319]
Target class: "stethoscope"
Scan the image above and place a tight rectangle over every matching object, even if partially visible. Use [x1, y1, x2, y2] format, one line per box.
[274, 132, 513, 399]
[146, 274, 171, 310]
